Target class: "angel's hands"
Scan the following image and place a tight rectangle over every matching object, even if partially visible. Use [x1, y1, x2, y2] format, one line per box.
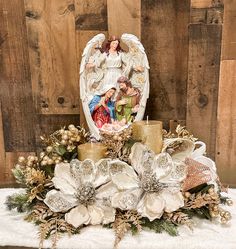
[134, 65, 144, 72]
[86, 63, 95, 70]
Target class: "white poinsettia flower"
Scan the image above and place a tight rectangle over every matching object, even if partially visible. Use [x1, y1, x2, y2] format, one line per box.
[111, 143, 186, 221]
[44, 158, 117, 228]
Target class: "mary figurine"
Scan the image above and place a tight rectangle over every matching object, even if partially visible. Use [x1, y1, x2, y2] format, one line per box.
[89, 86, 116, 128]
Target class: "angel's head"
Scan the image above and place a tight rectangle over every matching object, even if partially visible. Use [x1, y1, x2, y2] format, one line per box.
[105, 35, 122, 53]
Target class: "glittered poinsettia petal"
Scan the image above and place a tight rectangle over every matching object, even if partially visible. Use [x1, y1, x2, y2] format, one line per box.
[65, 205, 90, 228]
[111, 188, 142, 210]
[44, 190, 77, 213]
[137, 192, 165, 221]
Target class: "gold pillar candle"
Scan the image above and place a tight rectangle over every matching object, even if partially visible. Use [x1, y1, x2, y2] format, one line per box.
[77, 143, 107, 162]
[132, 120, 163, 154]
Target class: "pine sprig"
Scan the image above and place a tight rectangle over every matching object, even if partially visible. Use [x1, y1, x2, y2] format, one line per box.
[12, 165, 26, 185]
[5, 193, 32, 212]
[141, 217, 178, 236]
[181, 206, 212, 220]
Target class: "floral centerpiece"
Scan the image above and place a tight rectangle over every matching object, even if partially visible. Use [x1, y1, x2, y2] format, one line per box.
[6, 124, 233, 248]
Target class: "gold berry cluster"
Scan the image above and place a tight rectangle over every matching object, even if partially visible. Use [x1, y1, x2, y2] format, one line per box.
[17, 155, 39, 167]
[58, 124, 82, 151]
[39, 150, 62, 166]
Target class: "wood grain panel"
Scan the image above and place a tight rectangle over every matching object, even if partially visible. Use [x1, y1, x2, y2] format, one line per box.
[0, 0, 36, 152]
[191, 0, 224, 8]
[175, 0, 190, 120]
[24, 0, 80, 114]
[142, 0, 189, 122]
[0, 103, 5, 182]
[187, 24, 222, 159]
[191, 0, 213, 8]
[216, 63, 236, 186]
[107, 0, 141, 38]
[74, 0, 107, 30]
[221, 0, 236, 59]
[35, 114, 80, 150]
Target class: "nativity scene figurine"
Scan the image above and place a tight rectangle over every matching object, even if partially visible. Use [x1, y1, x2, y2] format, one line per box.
[80, 33, 150, 139]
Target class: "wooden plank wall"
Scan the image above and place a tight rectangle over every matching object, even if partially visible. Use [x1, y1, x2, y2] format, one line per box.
[216, 0, 236, 187]
[187, 1, 223, 159]
[0, 0, 235, 186]
[142, 0, 190, 127]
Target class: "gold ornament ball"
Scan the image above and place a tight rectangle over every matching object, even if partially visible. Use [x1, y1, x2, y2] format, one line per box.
[55, 159, 60, 164]
[226, 199, 233, 206]
[46, 146, 53, 153]
[59, 129, 65, 135]
[67, 131, 73, 137]
[71, 127, 78, 134]
[224, 211, 232, 220]
[113, 135, 118, 140]
[62, 134, 69, 140]
[208, 188, 215, 194]
[18, 156, 26, 163]
[41, 160, 47, 166]
[220, 211, 226, 217]
[221, 217, 227, 224]
[47, 159, 54, 165]
[40, 152, 45, 158]
[76, 136, 81, 142]
[61, 139, 67, 145]
[210, 211, 217, 218]
[27, 161, 33, 167]
[70, 137, 76, 141]
[118, 136, 123, 141]
[184, 192, 191, 198]
[27, 155, 35, 162]
[68, 124, 75, 130]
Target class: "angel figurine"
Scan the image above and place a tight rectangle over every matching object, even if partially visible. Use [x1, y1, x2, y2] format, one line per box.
[80, 33, 150, 139]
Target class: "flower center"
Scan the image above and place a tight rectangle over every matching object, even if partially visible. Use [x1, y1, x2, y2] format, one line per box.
[76, 183, 96, 206]
[141, 171, 166, 193]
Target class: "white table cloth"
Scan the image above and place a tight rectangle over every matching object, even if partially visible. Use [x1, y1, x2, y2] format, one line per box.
[0, 188, 236, 249]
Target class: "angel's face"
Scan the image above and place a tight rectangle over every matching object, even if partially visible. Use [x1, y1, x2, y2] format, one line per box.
[110, 40, 119, 50]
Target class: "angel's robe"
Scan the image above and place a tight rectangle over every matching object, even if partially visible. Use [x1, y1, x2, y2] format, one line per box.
[115, 88, 140, 123]
[89, 95, 116, 128]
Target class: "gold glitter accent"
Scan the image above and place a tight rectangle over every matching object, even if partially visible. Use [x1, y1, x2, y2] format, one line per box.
[182, 158, 212, 191]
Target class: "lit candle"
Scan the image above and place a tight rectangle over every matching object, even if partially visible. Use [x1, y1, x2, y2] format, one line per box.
[77, 143, 107, 162]
[132, 120, 163, 154]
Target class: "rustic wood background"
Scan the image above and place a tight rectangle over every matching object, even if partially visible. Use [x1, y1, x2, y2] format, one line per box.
[0, 0, 235, 187]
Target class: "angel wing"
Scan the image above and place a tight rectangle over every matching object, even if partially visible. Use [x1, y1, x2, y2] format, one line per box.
[121, 33, 150, 121]
[80, 33, 105, 101]
[80, 33, 105, 139]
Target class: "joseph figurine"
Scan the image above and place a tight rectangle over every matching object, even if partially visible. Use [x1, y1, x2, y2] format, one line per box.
[115, 76, 140, 123]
